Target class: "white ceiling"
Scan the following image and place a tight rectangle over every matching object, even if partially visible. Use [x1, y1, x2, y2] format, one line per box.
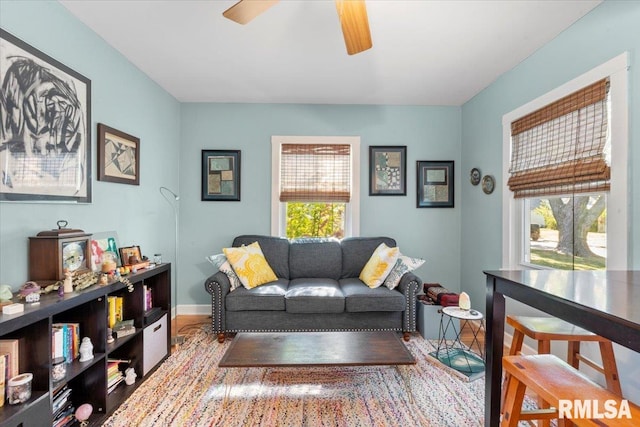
[60, 0, 601, 106]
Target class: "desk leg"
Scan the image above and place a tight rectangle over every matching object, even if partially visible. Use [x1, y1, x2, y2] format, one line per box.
[485, 276, 505, 427]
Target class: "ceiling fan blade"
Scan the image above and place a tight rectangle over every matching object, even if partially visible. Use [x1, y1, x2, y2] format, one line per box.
[223, 0, 279, 25]
[335, 0, 372, 55]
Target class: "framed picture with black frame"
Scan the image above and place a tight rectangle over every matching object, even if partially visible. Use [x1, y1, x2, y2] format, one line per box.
[369, 146, 407, 196]
[0, 29, 92, 203]
[201, 150, 241, 201]
[417, 160, 454, 208]
[97, 123, 140, 185]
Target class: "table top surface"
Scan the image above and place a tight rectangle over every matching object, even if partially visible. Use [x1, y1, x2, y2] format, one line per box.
[484, 270, 640, 327]
[442, 306, 484, 320]
[218, 331, 416, 367]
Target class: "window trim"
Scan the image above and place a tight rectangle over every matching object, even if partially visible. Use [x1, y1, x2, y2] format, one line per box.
[271, 136, 360, 237]
[501, 53, 629, 270]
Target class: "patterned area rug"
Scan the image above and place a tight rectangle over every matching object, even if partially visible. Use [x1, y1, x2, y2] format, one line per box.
[102, 330, 487, 426]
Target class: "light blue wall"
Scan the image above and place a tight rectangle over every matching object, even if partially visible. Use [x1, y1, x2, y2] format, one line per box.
[0, 2, 181, 293]
[460, 0, 640, 401]
[180, 103, 462, 307]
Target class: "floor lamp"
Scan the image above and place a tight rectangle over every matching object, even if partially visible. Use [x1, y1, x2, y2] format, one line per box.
[160, 187, 185, 346]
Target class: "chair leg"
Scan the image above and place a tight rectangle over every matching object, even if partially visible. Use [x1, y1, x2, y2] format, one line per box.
[567, 341, 580, 369]
[533, 340, 551, 427]
[502, 330, 525, 411]
[501, 374, 527, 427]
[599, 341, 622, 396]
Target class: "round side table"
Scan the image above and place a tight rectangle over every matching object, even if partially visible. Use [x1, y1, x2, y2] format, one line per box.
[433, 306, 486, 376]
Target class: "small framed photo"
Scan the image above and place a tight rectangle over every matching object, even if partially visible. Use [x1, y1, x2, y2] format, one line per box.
[369, 146, 407, 196]
[201, 150, 241, 201]
[417, 161, 454, 208]
[97, 123, 140, 185]
[119, 245, 142, 266]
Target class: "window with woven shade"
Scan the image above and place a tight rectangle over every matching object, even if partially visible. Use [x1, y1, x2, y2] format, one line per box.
[279, 143, 351, 203]
[507, 78, 610, 198]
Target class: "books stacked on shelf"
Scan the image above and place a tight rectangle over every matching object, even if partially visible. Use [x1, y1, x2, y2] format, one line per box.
[51, 323, 80, 363]
[143, 285, 153, 311]
[113, 320, 136, 339]
[107, 361, 124, 394]
[107, 296, 124, 329]
[52, 385, 75, 427]
[0, 339, 19, 407]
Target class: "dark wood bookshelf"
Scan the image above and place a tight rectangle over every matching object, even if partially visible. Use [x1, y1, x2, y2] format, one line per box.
[0, 263, 171, 427]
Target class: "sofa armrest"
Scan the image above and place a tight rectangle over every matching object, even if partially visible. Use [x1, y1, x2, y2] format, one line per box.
[397, 272, 420, 333]
[204, 271, 231, 335]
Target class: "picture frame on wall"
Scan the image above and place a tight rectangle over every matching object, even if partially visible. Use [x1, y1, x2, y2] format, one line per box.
[369, 146, 407, 196]
[201, 150, 241, 201]
[0, 29, 92, 203]
[417, 160, 454, 208]
[97, 123, 140, 185]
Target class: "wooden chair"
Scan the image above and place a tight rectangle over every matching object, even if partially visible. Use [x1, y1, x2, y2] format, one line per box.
[501, 354, 639, 427]
[503, 315, 622, 427]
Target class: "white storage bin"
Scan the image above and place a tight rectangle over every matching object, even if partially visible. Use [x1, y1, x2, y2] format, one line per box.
[143, 314, 168, 375]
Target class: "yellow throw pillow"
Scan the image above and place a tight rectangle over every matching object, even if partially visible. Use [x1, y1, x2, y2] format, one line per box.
[359, 243, 400, 288]
[223, 242, 278, 289]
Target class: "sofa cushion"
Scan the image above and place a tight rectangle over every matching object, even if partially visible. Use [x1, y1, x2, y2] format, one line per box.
[223, 242, 278, 289]
[285, 278, 345, 313]
[359, 242, 400, 288]
[340, 237, 397, 279]
[225, 279, 288, 311]
[205, 253, 243, 291]
[340, 278, 406, 312]
[289, 238, 342, 280]
[232, 235, 290, 279]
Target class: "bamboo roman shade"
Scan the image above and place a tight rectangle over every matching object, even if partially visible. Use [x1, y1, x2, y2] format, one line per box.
[279, 143, 351, 203]
[508, 78, 610, 198]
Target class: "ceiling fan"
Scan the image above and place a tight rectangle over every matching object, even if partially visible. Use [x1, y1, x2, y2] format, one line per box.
[222, 0, 372, 55]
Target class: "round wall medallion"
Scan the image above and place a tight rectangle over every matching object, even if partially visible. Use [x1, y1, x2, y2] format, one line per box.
[482, 175, 495, 194]
[470, 168, 481, 185]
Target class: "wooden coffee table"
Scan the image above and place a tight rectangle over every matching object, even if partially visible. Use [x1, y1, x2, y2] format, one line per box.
[219, 331, 415, 367]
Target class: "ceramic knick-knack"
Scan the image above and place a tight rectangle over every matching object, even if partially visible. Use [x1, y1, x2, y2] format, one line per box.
[79, 337, 94, 362]
[63, 269, 74, 293]
[459, 292, 471, 310]
[124, 367, 137, 386]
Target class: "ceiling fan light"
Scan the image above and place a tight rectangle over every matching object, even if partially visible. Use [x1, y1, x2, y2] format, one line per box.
[335, 0, 373, 55]
[223, 0, 280, 25]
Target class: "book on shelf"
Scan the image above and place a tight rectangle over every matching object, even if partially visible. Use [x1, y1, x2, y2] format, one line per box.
[52, 323, 80, 362]
[107, 296, 117, 328]
[0, 339, 19, 379]
[143, 285, 153, 311]
[0, 353, 5, 407]
[52, 385, 72, 414]
[115, 296, 124, 323]
[113, 319, 136, 339]
[107, 375, 124, 394]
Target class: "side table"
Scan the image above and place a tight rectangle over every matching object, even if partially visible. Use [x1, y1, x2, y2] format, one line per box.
[431, 306, 485, 379]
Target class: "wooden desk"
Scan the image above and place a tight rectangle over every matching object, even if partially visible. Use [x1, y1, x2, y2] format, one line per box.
[484, 270, 640, 427]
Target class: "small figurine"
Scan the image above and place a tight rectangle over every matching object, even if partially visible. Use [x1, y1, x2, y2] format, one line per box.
[459, 291, 471, 310]
[106, 328, 114, 344]
[63, 269, 74, 293]
[124, 367, 137, 386]
[75, 403, 93, 427]
[99, 274, 109, 286]
[79, 337, 94, 362]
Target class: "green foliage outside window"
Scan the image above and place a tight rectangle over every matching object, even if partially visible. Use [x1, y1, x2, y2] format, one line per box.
[286, 202, 345, 239]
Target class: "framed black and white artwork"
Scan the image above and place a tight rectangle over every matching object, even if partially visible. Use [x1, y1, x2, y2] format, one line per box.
[0, 29, 92, 202]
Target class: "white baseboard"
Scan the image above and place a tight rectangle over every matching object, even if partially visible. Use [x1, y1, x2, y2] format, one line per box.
[174, 304, 210, 317]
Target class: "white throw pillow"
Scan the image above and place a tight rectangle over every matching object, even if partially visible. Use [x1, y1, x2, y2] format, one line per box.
[383, 254, 425, 290]
[205, 253, 242, 291]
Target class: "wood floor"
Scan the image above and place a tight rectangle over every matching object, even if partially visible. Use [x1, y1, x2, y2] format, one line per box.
[172, 315, 485, 348]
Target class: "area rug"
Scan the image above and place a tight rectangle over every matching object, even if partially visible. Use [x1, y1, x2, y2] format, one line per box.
[102, 330, 487, 426]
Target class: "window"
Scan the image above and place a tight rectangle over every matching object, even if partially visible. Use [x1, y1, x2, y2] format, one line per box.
[271, 136, 360, 238]
[502, 53, 628, 270]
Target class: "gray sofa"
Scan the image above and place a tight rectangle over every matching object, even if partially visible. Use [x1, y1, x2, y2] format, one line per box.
[204, 235, 420, 342]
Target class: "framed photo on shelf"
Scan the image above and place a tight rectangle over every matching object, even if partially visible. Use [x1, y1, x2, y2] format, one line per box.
[119, 246, 142, 266]
[90, 231, 122, 271]
[97, 123, 140, 185]
[369, 146, 407, 196]
[0, 29, 92, 203]
[417, 161, 454, 208]
[201, 150, 241, 201]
